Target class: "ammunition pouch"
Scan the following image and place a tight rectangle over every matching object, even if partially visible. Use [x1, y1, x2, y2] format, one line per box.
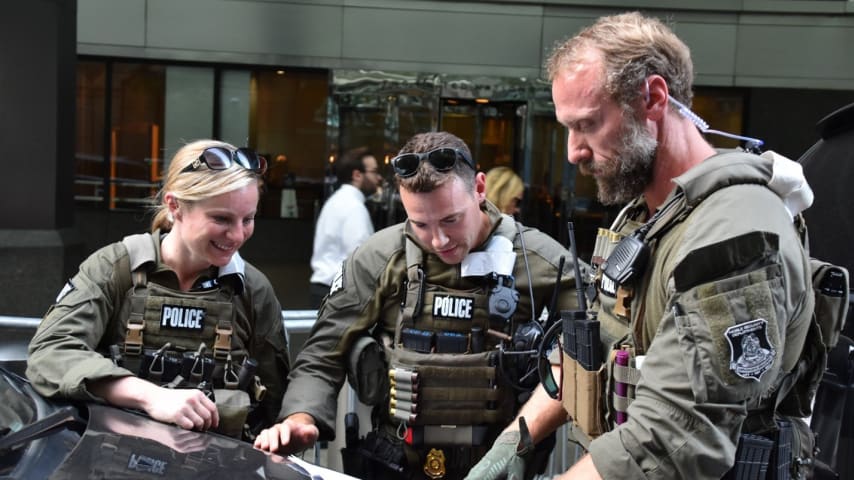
[577, 365, 605, 438]
[106, 345, 262, 440]
[724, 433, 774, 480]
[810, 260, 849, 351]
[724, 417, 813, 480]
[387, 346, 513, 427]
[561, 350, 606, 439]
[138, 348, 184, 383]
[214, 389, 251, 439]
[347, 335, 388, 406]
[777, 261, 849, 419]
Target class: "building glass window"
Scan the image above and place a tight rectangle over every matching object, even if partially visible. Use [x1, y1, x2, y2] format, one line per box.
[250, 69, 329, 220]
[74, 61, 329, 216]
[440, 100, 520, 174]
[109, 63, 166, 210]
[75, 61, 107, 205]
[219, 70, 251, 153]
[694, 87, 747, 150]
[163, 66, 215, 163]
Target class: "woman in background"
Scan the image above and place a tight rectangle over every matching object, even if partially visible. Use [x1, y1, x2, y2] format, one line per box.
[485, 166, 525, 216]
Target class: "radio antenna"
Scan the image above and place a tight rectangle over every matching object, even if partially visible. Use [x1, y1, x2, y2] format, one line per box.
[544, 255, 565, 332]
[567, 222, 587, 312]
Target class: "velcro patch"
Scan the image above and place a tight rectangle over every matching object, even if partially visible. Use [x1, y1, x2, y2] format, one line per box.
[674, 231, 779, 292]
[725, 318, 776, 381]
[432, 294, 474, 320]
[599, 274, 618, 297]
[55, 280, 75, 303]
[329, 265, 344, 296]
[159, 305, 205, 331]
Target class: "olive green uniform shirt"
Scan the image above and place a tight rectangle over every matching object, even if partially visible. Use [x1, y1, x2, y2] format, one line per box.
[26, 233, 291, 428]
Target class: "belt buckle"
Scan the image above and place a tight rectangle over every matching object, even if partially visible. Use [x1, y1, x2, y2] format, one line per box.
[423, 448, 446, 479]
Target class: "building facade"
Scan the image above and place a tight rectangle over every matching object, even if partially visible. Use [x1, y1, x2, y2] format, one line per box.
[3, 0, 854, 314]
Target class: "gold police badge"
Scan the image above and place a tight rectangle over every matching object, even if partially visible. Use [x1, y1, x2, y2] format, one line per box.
[423, 448, 446, 479]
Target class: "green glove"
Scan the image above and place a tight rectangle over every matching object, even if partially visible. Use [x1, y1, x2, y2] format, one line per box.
[464, 418, 534, 480]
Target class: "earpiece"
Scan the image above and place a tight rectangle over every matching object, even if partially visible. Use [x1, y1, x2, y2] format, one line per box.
[668, 96, 765, 150]
[668, 97, 709, 131]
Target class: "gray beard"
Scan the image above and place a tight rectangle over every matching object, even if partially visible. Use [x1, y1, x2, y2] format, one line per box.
[594, 115, 657, 206]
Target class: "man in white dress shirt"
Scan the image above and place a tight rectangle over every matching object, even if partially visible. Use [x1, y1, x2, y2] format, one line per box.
[309, 147, 382, 307]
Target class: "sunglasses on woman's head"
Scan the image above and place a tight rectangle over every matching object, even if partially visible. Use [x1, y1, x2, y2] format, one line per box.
[181, 147, 267, 175]
[390, 148, 475, 178]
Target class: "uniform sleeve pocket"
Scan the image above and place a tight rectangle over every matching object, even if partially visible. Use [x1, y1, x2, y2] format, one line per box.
[673, 263, 785, 404]
[40, 276, 102, 329]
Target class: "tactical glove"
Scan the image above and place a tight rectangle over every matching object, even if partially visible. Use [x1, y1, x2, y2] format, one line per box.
[464, 417, 534, 480]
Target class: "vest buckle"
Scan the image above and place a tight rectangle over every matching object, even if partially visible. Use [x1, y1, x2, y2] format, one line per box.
[124, 322, 144, 356]
[214, 325, 233, 360]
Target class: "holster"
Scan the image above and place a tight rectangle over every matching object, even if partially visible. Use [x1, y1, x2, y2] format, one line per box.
[345, 431, 407, 479]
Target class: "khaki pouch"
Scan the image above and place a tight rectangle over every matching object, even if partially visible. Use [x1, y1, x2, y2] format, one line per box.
[560, 351, 577, 420]
[575, 363, 606, 439]
[214, 388, 250, 438]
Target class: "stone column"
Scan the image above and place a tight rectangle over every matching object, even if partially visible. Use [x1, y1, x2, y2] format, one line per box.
[0, 0, 83, 316]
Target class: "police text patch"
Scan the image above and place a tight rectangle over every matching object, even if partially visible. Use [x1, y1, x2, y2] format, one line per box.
[725, 318, 776, 381]
[432, 295, 474, 320]
[160, 305, 205, 331]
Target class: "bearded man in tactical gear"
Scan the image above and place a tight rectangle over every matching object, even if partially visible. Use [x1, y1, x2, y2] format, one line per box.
[467, 11, 819, 480]
[255, 131, 583, 479]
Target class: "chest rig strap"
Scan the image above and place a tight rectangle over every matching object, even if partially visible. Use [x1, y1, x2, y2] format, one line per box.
[399, 238, 426, 335]
[123, 234, 156, 356]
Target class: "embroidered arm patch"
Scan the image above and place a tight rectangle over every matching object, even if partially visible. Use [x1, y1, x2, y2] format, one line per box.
[724, 318, 776, 381]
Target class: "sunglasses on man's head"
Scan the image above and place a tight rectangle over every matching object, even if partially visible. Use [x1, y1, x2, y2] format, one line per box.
[390, 148, 475, 178]
[181, 147, 267, 175]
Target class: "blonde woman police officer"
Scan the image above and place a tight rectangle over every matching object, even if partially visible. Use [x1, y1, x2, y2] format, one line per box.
[27, 140, 291, 440]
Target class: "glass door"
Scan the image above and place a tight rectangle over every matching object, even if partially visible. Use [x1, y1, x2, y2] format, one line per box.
[439, 99, 522, 174]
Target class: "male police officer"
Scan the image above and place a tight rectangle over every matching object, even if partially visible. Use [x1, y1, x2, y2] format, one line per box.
[255, 131, 582, 479]
[467, 12, 816, 480]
